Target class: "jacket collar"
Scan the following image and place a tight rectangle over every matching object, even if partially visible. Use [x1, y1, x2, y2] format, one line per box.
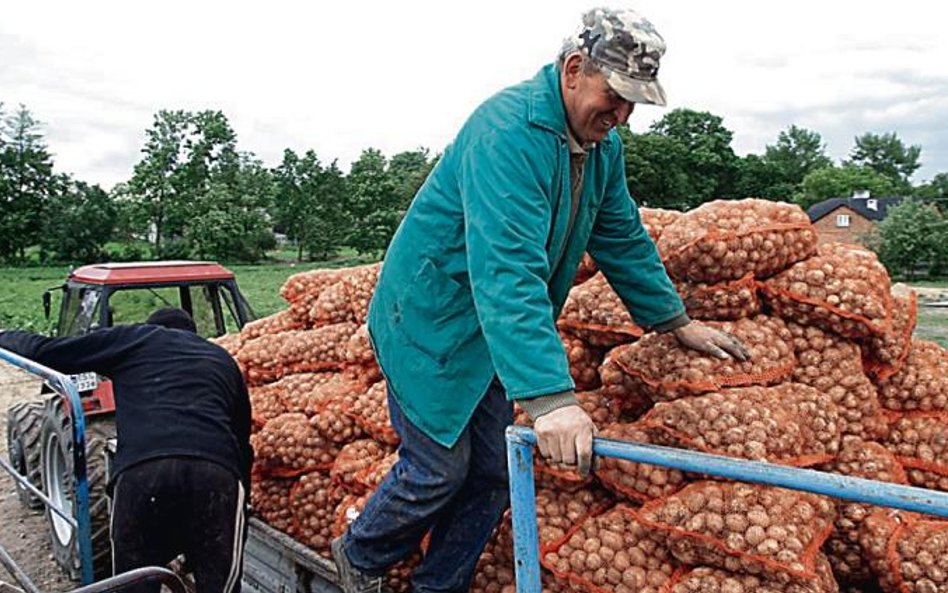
[528, 63, 614, 149]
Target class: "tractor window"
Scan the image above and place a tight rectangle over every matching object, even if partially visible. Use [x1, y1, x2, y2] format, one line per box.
[59, 286, 102, 337]
[107, 287, 180, 327]
[189, 285, 222, 338]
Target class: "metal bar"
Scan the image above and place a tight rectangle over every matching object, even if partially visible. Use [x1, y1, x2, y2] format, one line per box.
[0, 455, 78, 527]
[505, 426, 542, 593]
[0, 347, 95, 584]
[68, 567, 188, 593]
[0, 544, 40, 593]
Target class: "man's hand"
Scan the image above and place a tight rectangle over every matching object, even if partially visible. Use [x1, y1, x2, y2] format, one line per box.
[533, 404, 597, 478]
[673, 321, 750, 361]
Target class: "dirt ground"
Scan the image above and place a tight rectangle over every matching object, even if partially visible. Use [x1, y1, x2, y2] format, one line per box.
[0, 361, 73, 593]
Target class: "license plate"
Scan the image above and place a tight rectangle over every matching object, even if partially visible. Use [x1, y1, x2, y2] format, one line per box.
[70, 372, 99, 392]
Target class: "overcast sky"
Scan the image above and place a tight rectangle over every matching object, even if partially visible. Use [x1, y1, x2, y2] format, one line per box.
[2, 1, 947, 190]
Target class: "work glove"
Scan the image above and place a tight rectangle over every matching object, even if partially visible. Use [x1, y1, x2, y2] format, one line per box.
[673, 320, 751, 361]
[533, 403, 597, 478]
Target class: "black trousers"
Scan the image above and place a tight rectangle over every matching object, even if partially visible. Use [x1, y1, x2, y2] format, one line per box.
[111, 457, 247, 593]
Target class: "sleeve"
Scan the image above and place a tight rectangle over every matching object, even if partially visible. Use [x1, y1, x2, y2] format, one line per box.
[231, 368, 254, 490]
[0, 327, 140, 376]
[458, 130, 575, 400]
[585, 137, 687, 330]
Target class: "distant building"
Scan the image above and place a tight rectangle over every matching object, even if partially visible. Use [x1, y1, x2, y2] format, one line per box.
[807, 191, 906, 246]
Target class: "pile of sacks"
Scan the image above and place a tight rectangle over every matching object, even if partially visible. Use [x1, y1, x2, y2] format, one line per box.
[217, 198, 948, 593]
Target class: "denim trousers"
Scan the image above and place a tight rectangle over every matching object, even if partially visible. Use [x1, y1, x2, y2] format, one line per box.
[344, 378, 513, 592]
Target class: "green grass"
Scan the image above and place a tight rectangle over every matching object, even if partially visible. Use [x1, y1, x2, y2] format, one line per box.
[916, 306, 948, 348]
[0, 252, 380, 333]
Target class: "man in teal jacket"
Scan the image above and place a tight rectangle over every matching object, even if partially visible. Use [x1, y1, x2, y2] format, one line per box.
[332, 7, 748, 592]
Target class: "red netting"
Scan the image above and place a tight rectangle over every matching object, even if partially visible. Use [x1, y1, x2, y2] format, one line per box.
[662, 554, 837, 593]
[330, 439, 393, 492]
[346, 381, 399, 446]
[675, 274, 762, 321]
[281, 268, 344, 320]
[641, 383, 840, 466]
[342, 324, 382, 386]
[639, 481, 836, 583]
[885, 517, 948, 593]
[817, 439, 907, 585]
[240, 309, 305, 341]
[210, 333, 243, 356]
[882, 413, 948, 489]
[656, 199, 817, 283]
[641, 207, 683, 243]
[561, 330, 606, 391]
[604, 315, 796, 403]
[308, 263, 381, 326]
[251, 476, 297, 535]
[558, 273, 645, 348]
[863, 290, 918, 382]
[787, 322, 888, 440]
[289, 470, 345, 553]
[596, 423, 688, 502]
[535, 456, 595, 492]
[250, 413, 341, 477]
[283, 322, 359, 374]
[761, 243, 893, 339]
[332, 492, 371, 539]
[599, 354, 654, 419]
[875, 339, 948, 413]
[271, 372, 339, 413]
[470, 529, 516, 593]
[310, 395, 365, 444]
[249, 382, 288, 431]
[353, 451, 398, 492]
[857, 509, 905, 593]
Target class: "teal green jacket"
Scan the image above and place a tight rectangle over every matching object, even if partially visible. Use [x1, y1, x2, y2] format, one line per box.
[367, 64, 685, 447]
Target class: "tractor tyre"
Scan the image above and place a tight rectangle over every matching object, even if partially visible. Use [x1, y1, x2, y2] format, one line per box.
[6, 400, 45, 509]
[40, 397, 115, 581]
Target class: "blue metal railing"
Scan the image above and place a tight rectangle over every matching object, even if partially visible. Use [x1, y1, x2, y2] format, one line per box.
[505, 425, 948, 593]
[0, 346, 94, 586]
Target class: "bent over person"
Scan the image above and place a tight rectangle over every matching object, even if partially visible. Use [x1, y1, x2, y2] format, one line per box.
[0, 308, 252, 593]
[331, 7, 749, 593]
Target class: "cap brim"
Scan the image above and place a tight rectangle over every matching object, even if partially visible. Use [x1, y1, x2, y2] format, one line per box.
[602, 68, 667, 107]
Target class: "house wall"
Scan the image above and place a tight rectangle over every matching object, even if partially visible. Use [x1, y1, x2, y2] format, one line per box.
[811, 205, 877, 246]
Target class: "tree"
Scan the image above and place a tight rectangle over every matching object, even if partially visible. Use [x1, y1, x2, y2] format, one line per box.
[41, 176, 117, 262]
[619, 127, 692, 209]
[388, 148, 433, 211]
[765, 126, 833, 184]
[848, 132, 921, 190]
[733, 154, 789, 202]
[871, 199, 948, 278]
[0, 104, 56, 262]
[342, 148, 399, 255]
[793, 164, 900, 212]
[915, 172, 948, 204]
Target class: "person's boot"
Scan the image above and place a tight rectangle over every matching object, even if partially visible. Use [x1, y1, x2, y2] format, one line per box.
[331, 536, 384, 593]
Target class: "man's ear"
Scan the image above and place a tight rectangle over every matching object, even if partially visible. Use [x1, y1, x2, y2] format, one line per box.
[562, 52, 584, 89]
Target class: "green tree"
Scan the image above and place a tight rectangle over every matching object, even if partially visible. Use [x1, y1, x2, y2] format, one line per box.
[41, 176, 117, 262]
[871, 199, 948, 278]
[766, 125, 833, 184]
[619, 127, 691, 208]
[793, 164, 899, 211]
[388, 148, 433, 211]
[0, 104, 56, 262]
[848, 132, 921, 190]
[342, 148, 399, 255]
[915, 172, 948, 203]
[733, 154, 788, 202]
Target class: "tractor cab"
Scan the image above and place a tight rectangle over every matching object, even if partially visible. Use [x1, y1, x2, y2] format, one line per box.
[45, 261, 255, 339]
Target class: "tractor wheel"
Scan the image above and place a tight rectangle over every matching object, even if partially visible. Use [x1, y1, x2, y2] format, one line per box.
[40, 397, 115, 581]
[6, 400, 45, 509]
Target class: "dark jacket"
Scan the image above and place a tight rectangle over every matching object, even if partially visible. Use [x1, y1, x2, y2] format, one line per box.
[0, 325, 253, 489]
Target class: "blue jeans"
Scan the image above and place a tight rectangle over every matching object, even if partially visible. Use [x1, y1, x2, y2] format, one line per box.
[344, 378, 513, 592]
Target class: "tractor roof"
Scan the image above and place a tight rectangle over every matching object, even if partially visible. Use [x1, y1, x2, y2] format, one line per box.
[69, 261, 235, 285]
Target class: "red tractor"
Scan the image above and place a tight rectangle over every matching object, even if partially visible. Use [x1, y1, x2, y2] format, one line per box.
[4, 261, 255, 580]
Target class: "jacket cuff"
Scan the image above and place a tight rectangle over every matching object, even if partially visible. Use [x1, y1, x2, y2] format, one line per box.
[652, 312, 691, 334]
[518, 390, 578, 421]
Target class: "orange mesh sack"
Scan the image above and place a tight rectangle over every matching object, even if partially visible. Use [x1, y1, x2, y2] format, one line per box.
[512, 390, 619, 430]
[503, 486, 614, 555]
[599, 353, 654, 419]
[309, 395, 365, 444]
[641, 207, 683, 243]
[604, 315, 796, 403]
[535, 456, 594, 492]
[332, 492, 371, 539]
[237, 333, 290, 384]
[817, 439, 908, 586]
[596, 423, 689, 502]
[342, 324, 382, 386]
[281, 268, 344, 320]
[638, 481, 836, 583]
[251, 413, 341, 477]
[879, 517, 948, 593]
[276, 372, 342, 413]
[883, 413, 948, 490]
[282, 322, 359, 374]
[251, 476, 297, 535]
[240, 309, 305, 341]
[289, 470, 345, 554]
[211, 333, 243, 357]
[542, 504, 679, 593]
[863, 290, 918, 382]
[641, 383, 840, 466]
[656, 199, 817, 283]
[346, 381, 399, 446]
[558, 273, 645, 348]
[856, 509, 905, 593]
[353, 451, 398, 492]
[470, 530, 516, 593]
[561, 330, 606, 391]
[308, 263, 381, 326]
[876, 340, 948, 413]
[788, 322, 888, 440]
[663, 555, 838, 593]
[761, 243, 893, 339]
[574, 253, 599, 286]
[330, 438, 392, 492]
[249, 382, 288, 431]
[675, 274, 762, 321]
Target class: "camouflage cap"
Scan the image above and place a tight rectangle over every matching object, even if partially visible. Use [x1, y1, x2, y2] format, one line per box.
[571, 7, 667, 106]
